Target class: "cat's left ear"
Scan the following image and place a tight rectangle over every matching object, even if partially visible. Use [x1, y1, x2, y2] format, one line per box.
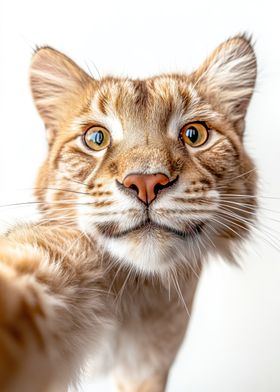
[30, 47, 94, 143]
[193, 35, 257, 132]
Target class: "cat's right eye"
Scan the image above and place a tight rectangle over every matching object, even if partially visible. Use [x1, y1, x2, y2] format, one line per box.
[84, 126, 111, 151]
[180, 122, 209, 148]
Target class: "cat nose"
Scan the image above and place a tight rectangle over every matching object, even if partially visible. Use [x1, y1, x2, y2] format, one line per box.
[122, 173, 171, 205]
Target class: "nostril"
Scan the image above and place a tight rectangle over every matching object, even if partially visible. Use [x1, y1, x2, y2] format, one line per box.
[154, 182, 166, 195]
[129, 184, 139, 193]
[116, 178, 140, 198]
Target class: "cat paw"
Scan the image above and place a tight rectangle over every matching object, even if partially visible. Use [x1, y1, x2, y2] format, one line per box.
[0, 257, 47, 389]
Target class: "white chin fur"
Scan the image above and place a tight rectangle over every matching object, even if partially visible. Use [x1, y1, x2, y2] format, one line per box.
[90, 227, 200, 275]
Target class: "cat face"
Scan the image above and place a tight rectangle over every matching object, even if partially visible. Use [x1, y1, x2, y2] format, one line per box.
[30, 35, 257, 275]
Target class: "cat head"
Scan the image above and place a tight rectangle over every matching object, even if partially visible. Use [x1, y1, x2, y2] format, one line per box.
[30, 35, 257, 275]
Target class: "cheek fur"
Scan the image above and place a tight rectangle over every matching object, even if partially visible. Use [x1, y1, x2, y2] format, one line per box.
[196, 139, 240, 179]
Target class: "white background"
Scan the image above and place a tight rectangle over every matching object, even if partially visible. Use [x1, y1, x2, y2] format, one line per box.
[1, 1, 280, 391]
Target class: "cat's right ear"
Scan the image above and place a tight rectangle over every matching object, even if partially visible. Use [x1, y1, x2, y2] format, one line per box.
[192, 35, 257, 134]
[30, 47, 94, 143]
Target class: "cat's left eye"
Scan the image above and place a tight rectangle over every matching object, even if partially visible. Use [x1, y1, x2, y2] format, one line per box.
[84, 126, 111, 151]
[180, 122, 209, 148]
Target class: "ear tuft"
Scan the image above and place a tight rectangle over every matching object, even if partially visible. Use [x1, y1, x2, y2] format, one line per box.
[30, 47, 93, 140]
[194, 34, 257, 124]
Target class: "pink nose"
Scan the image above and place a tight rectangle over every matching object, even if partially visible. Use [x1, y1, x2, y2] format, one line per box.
[122, 173, 170, 205]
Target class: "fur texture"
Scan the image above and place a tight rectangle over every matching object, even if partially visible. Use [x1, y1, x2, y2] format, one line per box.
[0, 35, 257, 391]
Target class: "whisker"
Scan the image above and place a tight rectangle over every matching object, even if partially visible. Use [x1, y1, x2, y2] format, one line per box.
[201, 228, 217, 250]
[215, 210, 280, 253]
[0, 199, 114, 210]
[215, 168, 257, 187]
[217, 205, 280, 237]
[218, 193, 280, 201]
[210, 214, 250, 243]
[62, 177, 91, 188]
[114, 266, 133, 305]
[218, 201, 280, 224]
[108, 262, 124, 295]
[32, 187, 91, 196]
[170, 269, 190, 318]
[188, 236, 201, 271]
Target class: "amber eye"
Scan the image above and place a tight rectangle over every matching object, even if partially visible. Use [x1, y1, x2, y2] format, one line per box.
[180, 122, 209, 148]
[84, 126, 111, 151]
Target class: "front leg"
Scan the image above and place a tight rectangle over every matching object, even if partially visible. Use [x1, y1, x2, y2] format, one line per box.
[114, 272, 199, 392]
[0, 225, 110, 391]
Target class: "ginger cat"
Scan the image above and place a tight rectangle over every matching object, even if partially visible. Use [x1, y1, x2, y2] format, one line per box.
[0, 35, 257, 391]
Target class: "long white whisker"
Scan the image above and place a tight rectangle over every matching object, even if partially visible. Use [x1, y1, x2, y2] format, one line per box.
[216, 210, 280, 253]
[170, 269, 190, 318]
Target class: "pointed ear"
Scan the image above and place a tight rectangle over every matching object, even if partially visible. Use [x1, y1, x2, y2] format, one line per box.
[30, 47, 93, 142]
[193, 35, 257, 129]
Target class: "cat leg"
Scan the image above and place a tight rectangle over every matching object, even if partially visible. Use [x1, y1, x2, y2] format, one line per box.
[113, 272, 200, 392]
[0, 225, 111, 391]
[0, 259, 68, 391]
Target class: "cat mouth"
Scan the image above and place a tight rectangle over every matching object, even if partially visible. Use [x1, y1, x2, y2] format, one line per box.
[96, 219, 205, 240]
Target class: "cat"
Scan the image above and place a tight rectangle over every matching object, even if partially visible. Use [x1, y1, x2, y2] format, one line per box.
[0, 34, 257, 391]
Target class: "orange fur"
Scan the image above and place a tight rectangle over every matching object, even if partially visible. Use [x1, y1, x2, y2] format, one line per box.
[0, 35, 257, 391]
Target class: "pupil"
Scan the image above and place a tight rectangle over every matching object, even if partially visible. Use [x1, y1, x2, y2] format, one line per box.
[186, 127, 199, 143]
[91, 131, 104, 145]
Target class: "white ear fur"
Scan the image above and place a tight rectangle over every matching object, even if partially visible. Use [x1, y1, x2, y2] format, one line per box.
[194, 35, 257, 125]
[30, 47, 93, 140]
